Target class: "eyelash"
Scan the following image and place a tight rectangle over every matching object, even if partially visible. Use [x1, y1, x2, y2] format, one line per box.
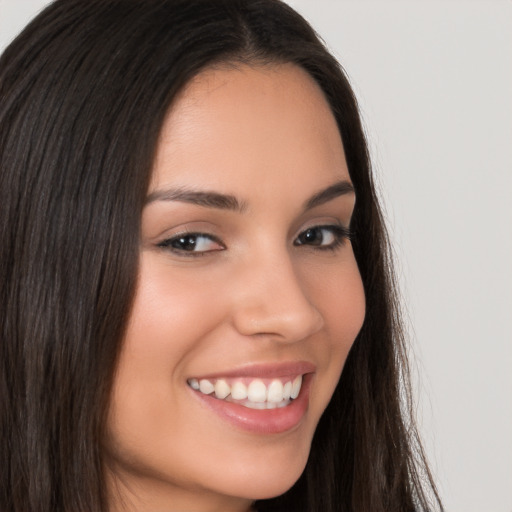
[156, 225, 352, 257]
[156, 232, 225, 255]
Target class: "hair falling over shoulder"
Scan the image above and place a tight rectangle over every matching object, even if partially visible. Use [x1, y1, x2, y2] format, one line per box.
[0, 1, 443, 510]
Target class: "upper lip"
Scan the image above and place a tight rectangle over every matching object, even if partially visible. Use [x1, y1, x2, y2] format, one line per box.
[190, 361, 316, 380]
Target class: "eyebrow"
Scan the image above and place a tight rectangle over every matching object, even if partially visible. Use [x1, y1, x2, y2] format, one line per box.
[145, 179, 354, 212]
[145, 187, 246, 212]
[303, 180, 354, 210]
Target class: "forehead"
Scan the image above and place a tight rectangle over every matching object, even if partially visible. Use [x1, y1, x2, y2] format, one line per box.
[150, 63, 349, 196]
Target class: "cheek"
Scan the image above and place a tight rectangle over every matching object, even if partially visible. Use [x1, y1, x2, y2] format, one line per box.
[105, 257, 224, 450]
[119, 255, 233, 381]
[328, 265, 366, 353]
[304, 253, 366, 350]
[127, 256, 222, 340]
[302, 256, 365, 407]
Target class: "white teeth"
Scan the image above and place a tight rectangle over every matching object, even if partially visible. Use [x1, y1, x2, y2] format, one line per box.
[244, 401, 283, 410]
[283, 381, 292, 400]
[290, 375, 302, 400]
[214, 379, 230, 399]
[231, 381, 248, 400]
[188, 375, 304, 408]
[247, 379, 267, 403]
[267, 379, 284, 403]
[244, 401, 267, 410]
[199, 379, 215, 395]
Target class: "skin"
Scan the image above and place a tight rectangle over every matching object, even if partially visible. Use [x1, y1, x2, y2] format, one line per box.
[105, 63, 366, 512]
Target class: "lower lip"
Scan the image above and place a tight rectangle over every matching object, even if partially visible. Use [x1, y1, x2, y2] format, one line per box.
[190, 374, 312, 434]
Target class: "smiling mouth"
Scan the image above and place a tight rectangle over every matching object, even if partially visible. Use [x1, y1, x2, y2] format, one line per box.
[187, 375, 303, 410]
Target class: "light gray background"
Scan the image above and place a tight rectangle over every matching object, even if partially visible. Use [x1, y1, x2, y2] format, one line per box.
[1, 1, 511, 511]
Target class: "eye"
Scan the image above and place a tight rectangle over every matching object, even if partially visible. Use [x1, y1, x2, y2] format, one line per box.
[294, 225, 351, 250]
[157, 232, 224, 256]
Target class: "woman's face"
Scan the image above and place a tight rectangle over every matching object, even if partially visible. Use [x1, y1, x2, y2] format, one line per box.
[105, 63, 365, 512]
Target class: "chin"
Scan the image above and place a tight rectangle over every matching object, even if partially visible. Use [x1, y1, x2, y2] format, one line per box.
[210, 435, 311, 501]
[218, 465, 305, 500]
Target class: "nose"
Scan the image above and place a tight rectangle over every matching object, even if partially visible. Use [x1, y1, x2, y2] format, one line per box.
[229, 250, 324, 343]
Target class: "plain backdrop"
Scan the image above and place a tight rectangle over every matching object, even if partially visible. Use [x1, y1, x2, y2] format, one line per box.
[1, 1, 511, 511]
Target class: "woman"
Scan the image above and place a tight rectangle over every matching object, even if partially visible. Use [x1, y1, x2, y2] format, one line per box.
[0, 0, 443, 511]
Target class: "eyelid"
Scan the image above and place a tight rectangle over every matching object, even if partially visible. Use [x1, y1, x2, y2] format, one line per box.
[295, 220, 351, 237]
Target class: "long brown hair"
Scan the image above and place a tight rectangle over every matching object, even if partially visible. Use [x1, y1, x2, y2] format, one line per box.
[0, 1, 442, 510]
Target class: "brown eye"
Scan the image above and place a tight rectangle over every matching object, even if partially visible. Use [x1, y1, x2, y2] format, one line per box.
[296, 227, 328, 246]
[158, 233, 225, 255]
[294, 225, 350, 250]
